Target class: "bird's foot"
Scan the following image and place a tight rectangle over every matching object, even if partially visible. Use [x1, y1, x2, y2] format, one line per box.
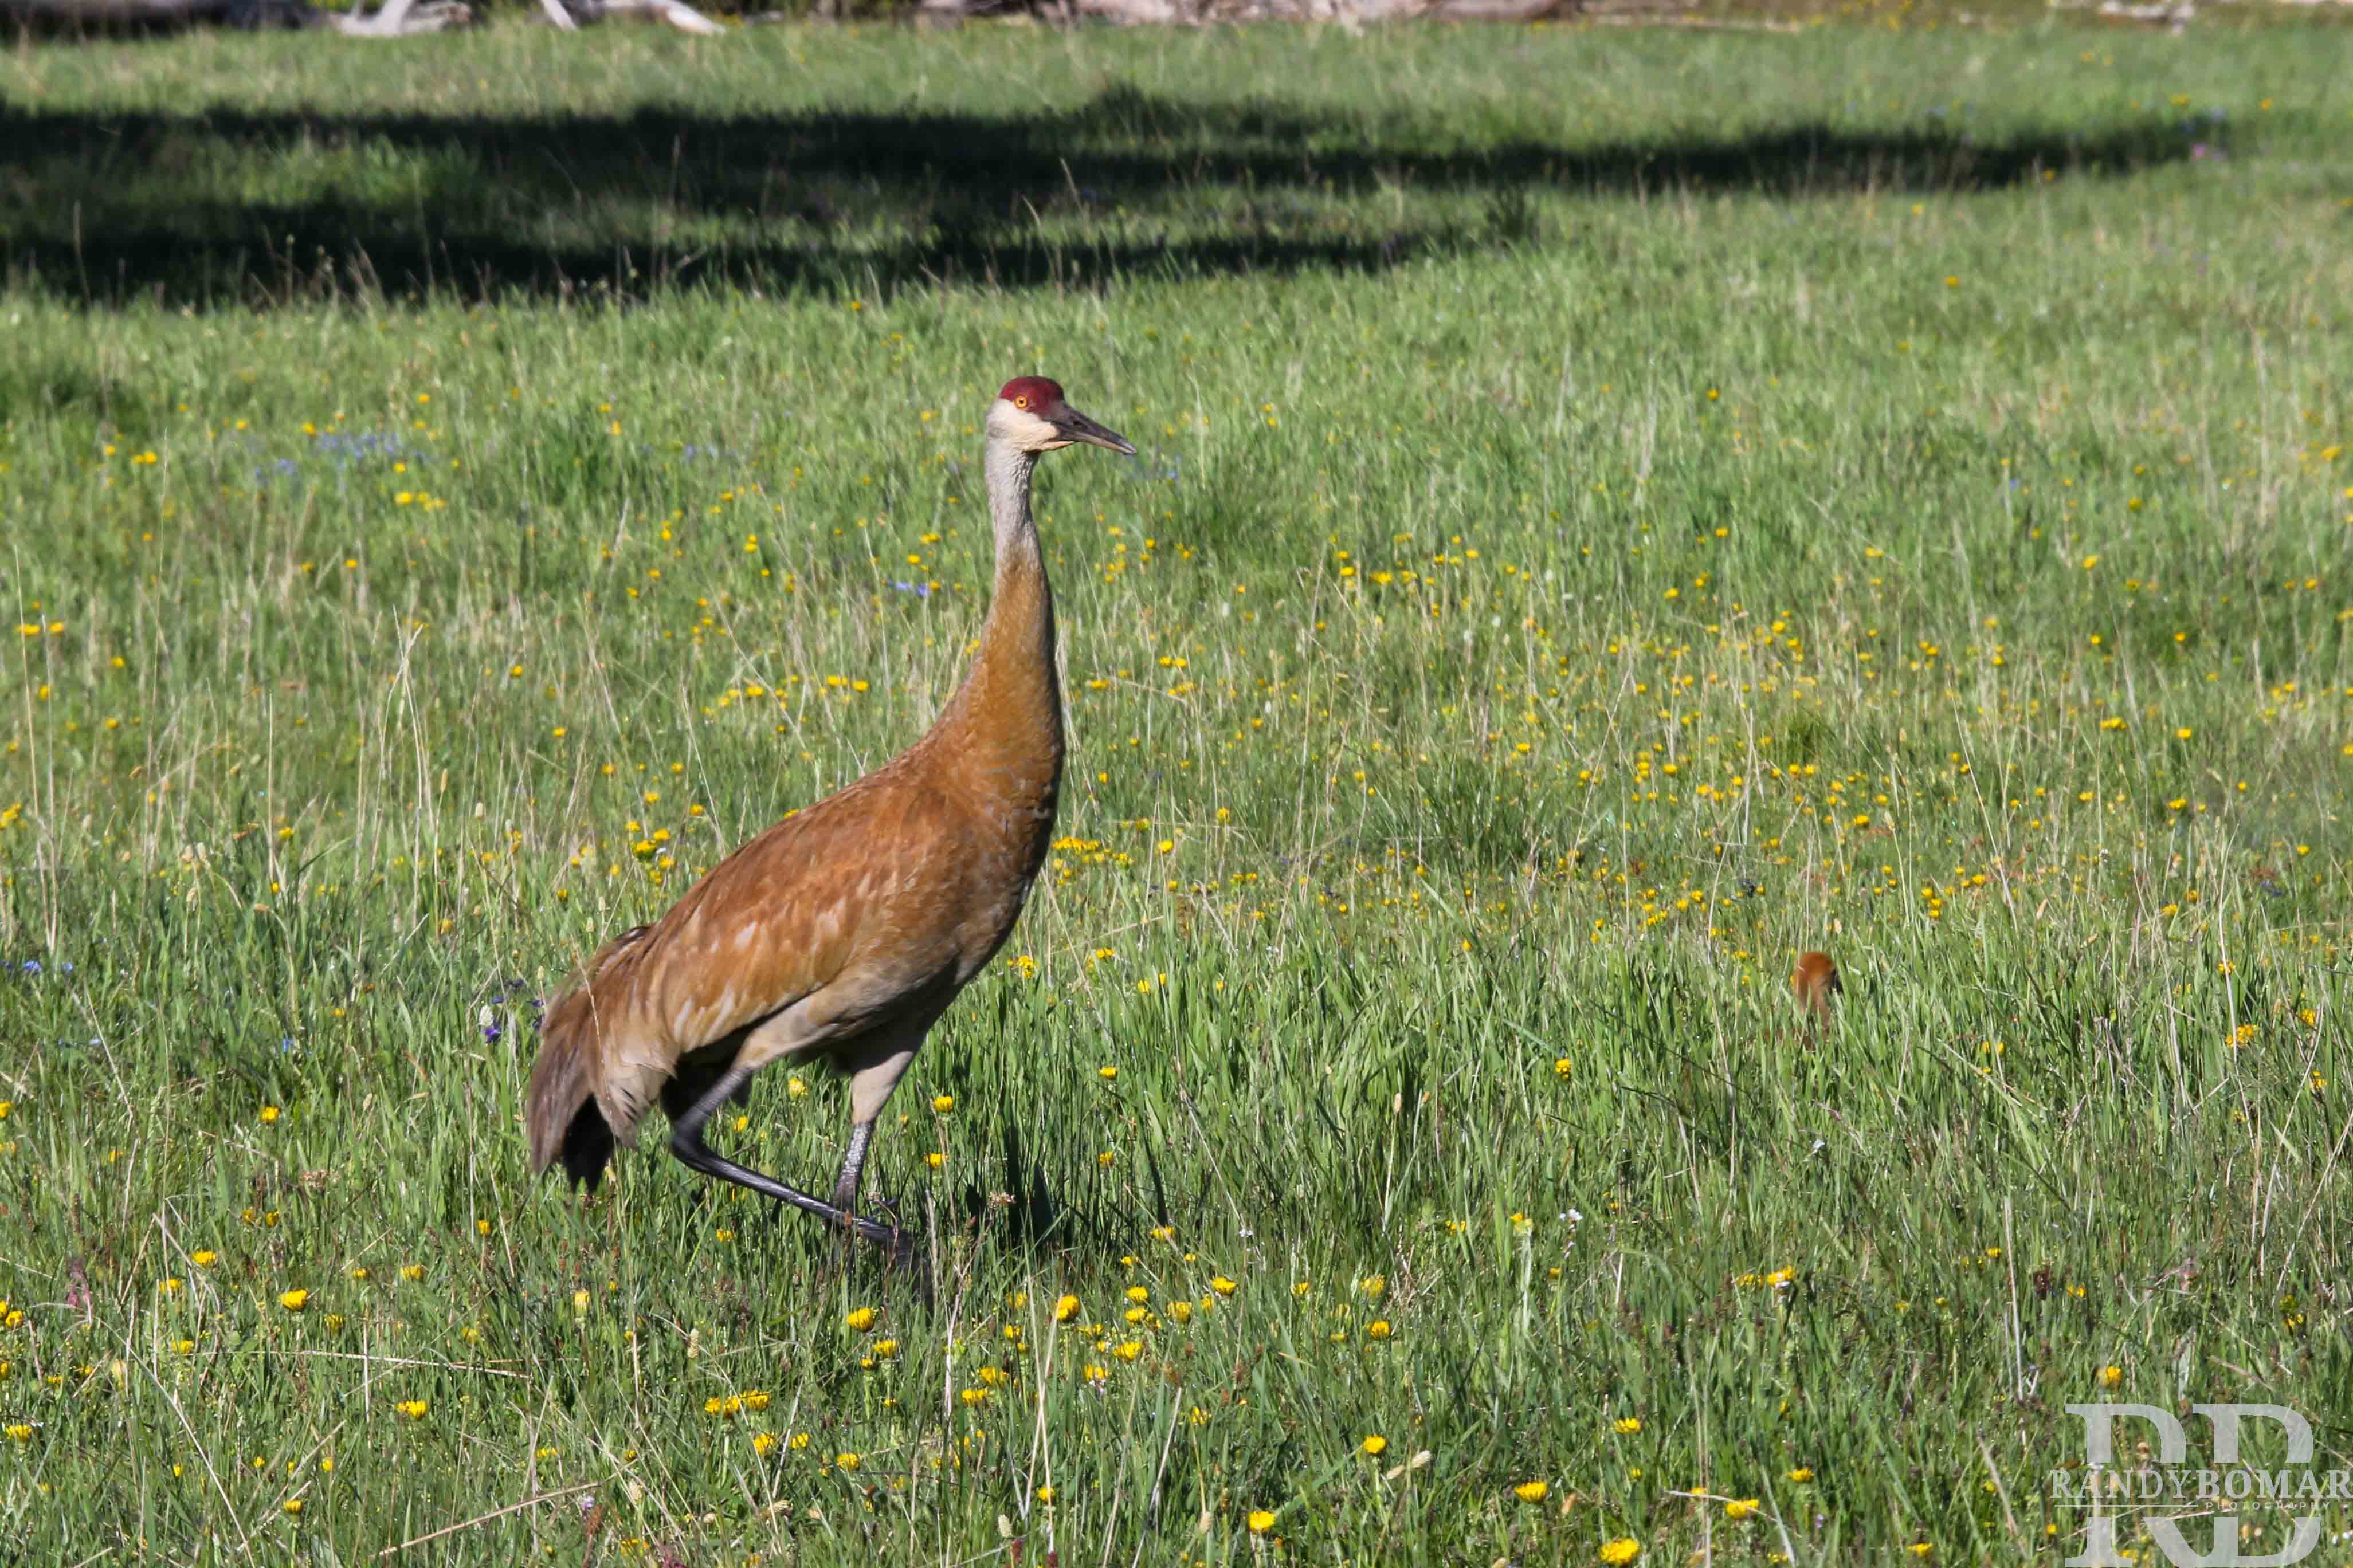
[845, 1196, 924, 1283]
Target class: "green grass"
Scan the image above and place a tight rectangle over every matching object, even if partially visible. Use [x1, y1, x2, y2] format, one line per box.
[3, 14, 2353, 1565]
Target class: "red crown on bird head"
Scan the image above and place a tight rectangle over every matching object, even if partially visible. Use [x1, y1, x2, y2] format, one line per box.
[997, 377, 1066, 415]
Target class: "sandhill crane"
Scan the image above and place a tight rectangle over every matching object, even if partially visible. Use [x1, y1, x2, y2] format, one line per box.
[1791, 950, 1841, 1033]
[524, 377, 1133, 1258]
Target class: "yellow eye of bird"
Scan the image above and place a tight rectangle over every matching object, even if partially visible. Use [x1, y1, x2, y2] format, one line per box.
[1014, 395, 1029, 409]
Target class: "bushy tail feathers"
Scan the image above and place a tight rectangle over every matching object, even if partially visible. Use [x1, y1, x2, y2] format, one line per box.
[524, 988, 611, 1190]
[524, 924, 651, 1191]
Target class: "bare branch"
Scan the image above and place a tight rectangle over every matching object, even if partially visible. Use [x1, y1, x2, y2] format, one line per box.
[333, 0, 476, 36]
[554, 0, 724, 30]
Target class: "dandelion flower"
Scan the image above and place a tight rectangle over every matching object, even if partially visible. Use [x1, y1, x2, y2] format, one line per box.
[191, 1251, 217, 1268]
[836, 1452, 861, 1472]
[845, 1307, 877, 1332]
[1247, 1510, 1276, 1534]
[1599, 1540, 1642, 1565]
[932, 1094, 954, 1114]
[1614, 1417, 1642, 1435]
[260, 1105, 281, 1124]
[1097, 1066, 1118, 1082]
[279, 1290, 309, 1312]
[1786, 1467, 1814, 1484]
[1727, 1498, 1760, 1520]
[2099, 1365, 2121, 1389]
[1515, 1480, 1550, 1503]
[1054, 1295, 1080, 1322]
[753, 1432, 778, 1456]
[283, 1498, 304, 1516]
[1361, 1435, 1387, 1456]
[395, 1400, 428, 1420]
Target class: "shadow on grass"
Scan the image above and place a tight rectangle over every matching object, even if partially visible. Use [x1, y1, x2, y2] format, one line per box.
[1, 86, 2213, 306]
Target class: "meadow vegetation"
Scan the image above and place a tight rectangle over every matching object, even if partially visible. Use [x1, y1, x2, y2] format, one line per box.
[1, 14, 2351, 1564]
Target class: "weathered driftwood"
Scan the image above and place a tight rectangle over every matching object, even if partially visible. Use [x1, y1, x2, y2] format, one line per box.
[536, 0, 724, 32]
[0, 0, 470, 31]
[0, 0, 316, 26]
[1, 0, 719, 36]
[915, 0, 1575, 21]
[332, 0, 475, 34]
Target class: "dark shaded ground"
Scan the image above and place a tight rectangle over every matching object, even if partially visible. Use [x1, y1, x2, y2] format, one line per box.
[2, 86, 2213, 306]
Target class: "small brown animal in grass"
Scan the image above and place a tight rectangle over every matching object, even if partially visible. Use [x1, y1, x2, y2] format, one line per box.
[1791, 950, 1841, 1033]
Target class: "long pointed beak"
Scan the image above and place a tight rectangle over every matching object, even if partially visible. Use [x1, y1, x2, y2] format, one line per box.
[1054, 406, 1135, 455]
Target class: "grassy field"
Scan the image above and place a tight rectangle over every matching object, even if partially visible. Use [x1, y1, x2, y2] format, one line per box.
[4, 13, 2353, 1565]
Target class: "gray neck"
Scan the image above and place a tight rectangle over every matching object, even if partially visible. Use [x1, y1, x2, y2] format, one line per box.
[984, 438, 1039, 563]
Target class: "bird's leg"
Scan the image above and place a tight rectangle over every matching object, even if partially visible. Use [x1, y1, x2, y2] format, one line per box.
[828, 1117, 917, 1269]
[667, 1066, 899, 1248]
[830, 1118, 875, 1218]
